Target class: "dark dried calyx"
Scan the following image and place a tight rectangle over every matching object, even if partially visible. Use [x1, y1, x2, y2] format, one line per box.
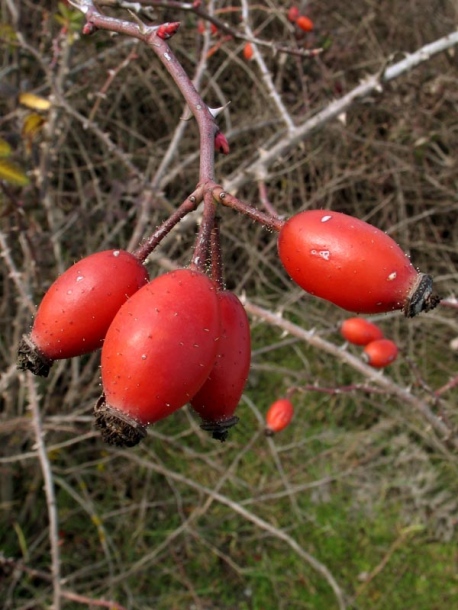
[94, 396, 147, 447]
[17, 335, 52, 377]
[200, 416, 239, 442]
[403, 273, 441, 318]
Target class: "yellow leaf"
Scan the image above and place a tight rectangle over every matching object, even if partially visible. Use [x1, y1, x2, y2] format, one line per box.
[0, 159, 30, 186]
[22, 113, 46, 139]
[19, 92, 51, 111]
[0, 137, 12, 158]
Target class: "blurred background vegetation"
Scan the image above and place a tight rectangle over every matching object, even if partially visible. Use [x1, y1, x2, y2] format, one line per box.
[1, 1, 458, 608]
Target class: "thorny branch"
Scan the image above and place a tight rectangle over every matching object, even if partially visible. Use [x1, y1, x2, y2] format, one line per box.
[243, 299, 458, 452]
[223, 30, 458, 192]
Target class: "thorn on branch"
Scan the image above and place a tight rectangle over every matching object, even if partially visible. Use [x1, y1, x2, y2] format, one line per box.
[208, 102, 231, 118]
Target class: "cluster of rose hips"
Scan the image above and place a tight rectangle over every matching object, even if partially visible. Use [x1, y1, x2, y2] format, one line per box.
[17, 203, 439, 447]
[287, 6, 314, 33]
[17, 249, 251, 446]
[340, 317, 398, 368]
[243, 5, 315, 62]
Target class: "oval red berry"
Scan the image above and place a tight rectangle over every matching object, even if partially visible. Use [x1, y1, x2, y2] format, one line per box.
[30, 249, 149, 361]
[340, 317, 384, 346]
[363, 339, 398, 368]
[278, 210, 420, 314]
[100, 268, 221, 426]
[265, 398, 294, 435]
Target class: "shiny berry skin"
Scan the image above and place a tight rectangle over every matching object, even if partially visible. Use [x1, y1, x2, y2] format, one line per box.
[363, 339, 398, 368]
[265, 398, 294, 436]
[191, 291, 251, 441]
[340, 317, 384, 346]
[295, 15, 314, 32]
[277, 210, 439, 316]
[95, 269, 221, 447]
[17, 250, 149, 377]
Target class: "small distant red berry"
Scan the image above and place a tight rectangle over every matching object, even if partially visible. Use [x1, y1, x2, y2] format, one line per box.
[287, 6, 300, 23]
[363, 339, 399, 368]
[340, 317, 384, 346]
[243, 42, 254, 60]
[265, 398, 294, 435]
[295, 15, 314, 32]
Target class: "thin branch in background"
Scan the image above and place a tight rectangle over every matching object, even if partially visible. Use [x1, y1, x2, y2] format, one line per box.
[88, 48, 139, 123]
[223, 30, 458, 193]
[26, 373, 62, 610]
[240, 0, 295, 137]
[257, 179, 282, 218]
[245, 395, 304, 520]
[122, 449, 348, 610]
[0, 557, 128, 610]
[0, 229, 35, 315]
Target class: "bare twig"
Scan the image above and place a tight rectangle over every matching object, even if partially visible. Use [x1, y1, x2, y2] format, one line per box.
[223, 30, 458, 193]
[240, 0, 295, 138]
[26, 374, 62, 610]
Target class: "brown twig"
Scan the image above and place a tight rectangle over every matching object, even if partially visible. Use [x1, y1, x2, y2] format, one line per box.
[26, 373, 62, 610]
[223, 30, 458, 193]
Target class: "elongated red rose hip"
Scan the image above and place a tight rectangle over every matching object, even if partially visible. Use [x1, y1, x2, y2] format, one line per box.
[17, 249, 149, 377]
[191, 290, 251, 441]
[277, 210, 440, 316]
[95, 268, 221, 447]
[363, 338, 399, 368]
[340, 317, 384, 346]
[265, 398, 294, 436]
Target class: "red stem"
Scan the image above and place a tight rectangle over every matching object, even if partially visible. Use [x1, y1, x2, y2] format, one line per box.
[190, 190, 216, 272]
[210, 216, 224, 290]
[84, 5, 218, 183]
[132, 190, 202, 262]
[212, 185, 285, 232]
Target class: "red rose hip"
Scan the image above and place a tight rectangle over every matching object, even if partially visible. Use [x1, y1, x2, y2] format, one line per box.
[191, 290, 251, 441]
[363, 338, 399, 368]
[340, 317, 384, 346]
[265, 398, 294, 435]
[17, 249, 149, 377]
[295, 15, 314, 32]
[277, 210, 440, 316]
[95, 268, 221, 447]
